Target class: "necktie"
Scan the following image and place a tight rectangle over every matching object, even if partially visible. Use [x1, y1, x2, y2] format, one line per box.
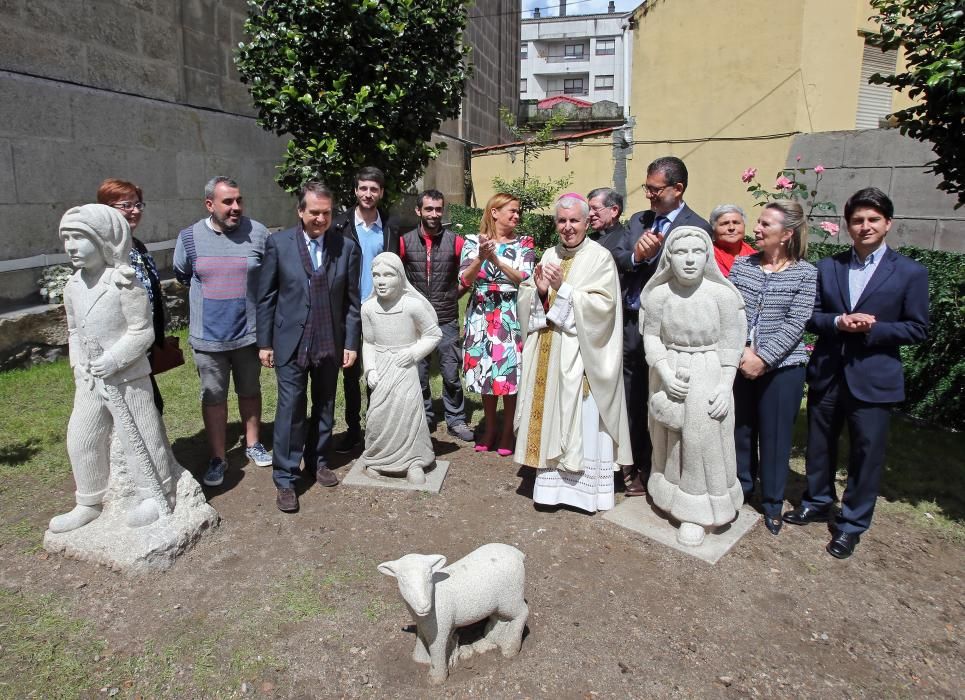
[309, 239, 320, 270]
[653, 215, 669, 235]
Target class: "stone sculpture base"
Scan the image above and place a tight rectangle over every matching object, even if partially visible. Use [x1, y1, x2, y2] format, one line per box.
[43, 436, 219, 574]
[343, 460, 450, 494]
[603, 497, 759, 565]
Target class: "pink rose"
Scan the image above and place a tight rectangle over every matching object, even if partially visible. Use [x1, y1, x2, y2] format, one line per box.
[795, 154, 802, 162]
[820, 221, 839, 236]
[775, 175, 794, 190]
[741, 167, 757, 183]
[814, 164, 825, 174]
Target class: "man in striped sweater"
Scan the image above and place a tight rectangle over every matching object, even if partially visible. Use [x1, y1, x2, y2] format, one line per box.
[174, 176, 273, 488]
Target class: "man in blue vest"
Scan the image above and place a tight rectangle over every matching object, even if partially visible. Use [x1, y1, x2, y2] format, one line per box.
[398, 189, 474, 442]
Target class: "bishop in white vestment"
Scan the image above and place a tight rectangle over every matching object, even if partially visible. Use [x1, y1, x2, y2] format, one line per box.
[514, 194, 632, 513]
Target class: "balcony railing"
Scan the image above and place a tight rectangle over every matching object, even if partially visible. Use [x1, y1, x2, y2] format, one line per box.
[542, 54, 588, 63]
[546, 89, 589, 97]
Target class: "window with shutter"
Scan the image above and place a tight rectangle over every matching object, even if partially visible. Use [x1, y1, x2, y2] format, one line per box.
[855, 40, 898, 129]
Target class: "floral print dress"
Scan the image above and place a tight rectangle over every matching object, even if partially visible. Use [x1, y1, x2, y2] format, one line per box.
[460, 234, 536, 395]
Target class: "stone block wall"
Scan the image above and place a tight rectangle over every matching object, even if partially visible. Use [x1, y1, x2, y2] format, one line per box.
[0, 0, 519, 304]
[0, 0, 292, 303]
[787, 129, 964, 252]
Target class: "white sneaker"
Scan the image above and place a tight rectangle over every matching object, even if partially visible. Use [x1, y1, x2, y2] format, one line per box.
[245, 442, 272, 467]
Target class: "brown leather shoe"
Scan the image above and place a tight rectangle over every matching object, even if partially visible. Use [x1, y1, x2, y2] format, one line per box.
[316, 466, 339, 487]
[276, 487, 298, 513]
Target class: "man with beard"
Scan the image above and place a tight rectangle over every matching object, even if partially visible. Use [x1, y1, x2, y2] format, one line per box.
[174, 176, 272, 488]
[331, 166, 400, 452]
[398, 189, 474, 442]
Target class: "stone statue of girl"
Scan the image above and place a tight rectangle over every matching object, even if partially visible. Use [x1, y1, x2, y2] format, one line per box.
[358, 253, 442, 484]
[641, 226, 747, 546]
[50, 204, 180, 533]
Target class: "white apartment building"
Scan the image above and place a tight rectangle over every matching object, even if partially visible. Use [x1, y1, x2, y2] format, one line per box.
[519, 2, 635, 116]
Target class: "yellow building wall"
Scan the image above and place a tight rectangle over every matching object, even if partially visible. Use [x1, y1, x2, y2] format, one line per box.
[471, 0, 910, 224]
[622, 0, 903, 219]
[471, 137, 616, 214]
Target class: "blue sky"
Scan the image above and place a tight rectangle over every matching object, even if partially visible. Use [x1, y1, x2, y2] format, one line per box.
[521, 0, 642, 17]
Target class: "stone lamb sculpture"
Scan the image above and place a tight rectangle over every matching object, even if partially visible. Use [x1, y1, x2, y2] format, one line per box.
[640, 226, 747, 547]
[358, 253, 442, 484]
[378, 543, 528, 685]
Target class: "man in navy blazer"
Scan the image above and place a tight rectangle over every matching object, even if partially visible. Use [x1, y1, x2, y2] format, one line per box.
[784, 187, 928, 558]
[256, 182, 361, 513]
[621, 157, 713, 491]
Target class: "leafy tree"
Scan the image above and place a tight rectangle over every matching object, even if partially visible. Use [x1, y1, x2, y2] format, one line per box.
[868, 0, 965, 207]
[235, 0, 472, 205]
[494, 107, 572, 213]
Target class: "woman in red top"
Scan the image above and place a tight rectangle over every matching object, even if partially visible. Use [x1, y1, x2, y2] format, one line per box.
[710, 204, 755, 276]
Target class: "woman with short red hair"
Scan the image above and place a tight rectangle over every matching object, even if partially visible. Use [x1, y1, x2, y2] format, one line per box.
[96, 178, 167, 412]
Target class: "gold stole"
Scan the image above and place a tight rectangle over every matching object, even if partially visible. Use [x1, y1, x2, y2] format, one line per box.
[524, 257, 576, 466]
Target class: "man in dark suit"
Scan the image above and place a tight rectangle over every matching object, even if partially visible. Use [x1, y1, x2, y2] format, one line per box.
[587, 187, 648, 496]
[329, 166, 399, 453]
[784, 187, 928, 559]
[626, 156, 712, 275]
[621, 157, 712, 489]
[256, 182, 362, 513]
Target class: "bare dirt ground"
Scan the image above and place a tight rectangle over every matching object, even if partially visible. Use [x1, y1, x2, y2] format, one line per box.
[1, 415, 962, 700]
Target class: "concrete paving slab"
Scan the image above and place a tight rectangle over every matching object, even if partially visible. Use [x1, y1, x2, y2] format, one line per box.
[603, 497, 760, 564]
[342, 460, 450, 494]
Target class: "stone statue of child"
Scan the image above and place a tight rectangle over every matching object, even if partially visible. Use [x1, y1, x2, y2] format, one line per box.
[358, 253, 442, 484]
[641, 226, 747, 546]
[50, 204, 179, 533]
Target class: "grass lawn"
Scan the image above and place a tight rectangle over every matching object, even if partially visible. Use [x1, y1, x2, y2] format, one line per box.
[0, 330, 962, 697]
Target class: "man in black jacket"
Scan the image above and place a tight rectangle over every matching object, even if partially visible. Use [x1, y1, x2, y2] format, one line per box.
[330, 166, 400, 452]
[399, 189, 474, 442]
[587, 187, 648, 496]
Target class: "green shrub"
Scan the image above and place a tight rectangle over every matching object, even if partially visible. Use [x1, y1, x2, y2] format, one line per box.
[808, 242, 965, 430]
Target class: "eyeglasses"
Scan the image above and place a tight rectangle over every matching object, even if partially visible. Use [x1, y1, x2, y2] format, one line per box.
[111, 201, 145, 212]
[644, 185, 669, 197]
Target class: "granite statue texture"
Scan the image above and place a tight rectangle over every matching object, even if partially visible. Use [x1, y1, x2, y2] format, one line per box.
[641, 226, 747, 546]
[357, 253, 442, 484]
[378, 543, 528, 685]
[43, 204, 218, 572]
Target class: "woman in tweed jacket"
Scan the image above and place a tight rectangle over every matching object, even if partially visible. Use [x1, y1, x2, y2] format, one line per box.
[729, 200, 817, 535]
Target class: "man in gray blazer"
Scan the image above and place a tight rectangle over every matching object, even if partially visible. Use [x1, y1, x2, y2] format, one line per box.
[256, 182, 361, 513]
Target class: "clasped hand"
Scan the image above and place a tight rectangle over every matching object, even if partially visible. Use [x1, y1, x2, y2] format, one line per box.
[88, 353, 118, 378]
[534, 262, 563, 295]
[837, 312, 876, 333]
[658, 365, 689, 401]
[478, 235, 499, 262]
[633, 231, 663, 263]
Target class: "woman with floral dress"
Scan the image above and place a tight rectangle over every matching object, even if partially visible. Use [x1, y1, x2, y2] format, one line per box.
[460, 193, 536, 456]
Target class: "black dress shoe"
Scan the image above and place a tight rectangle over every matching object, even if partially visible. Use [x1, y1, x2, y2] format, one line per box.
[334, 431, 362, 454]
[764, 515, 783, 535]
[315, 466, 339, 487]
[276, 487, 298, 513]
[782, 505, 831, 526]
[827, 530, 859, 559]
